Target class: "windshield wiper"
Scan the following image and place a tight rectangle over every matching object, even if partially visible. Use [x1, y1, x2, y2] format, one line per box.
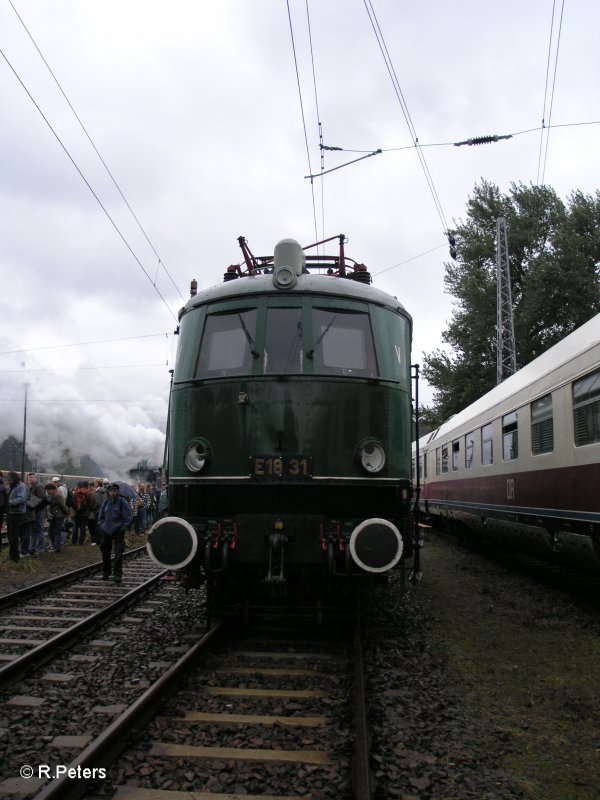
[238, 314, 260, 358]
[306, 316, 336, 359]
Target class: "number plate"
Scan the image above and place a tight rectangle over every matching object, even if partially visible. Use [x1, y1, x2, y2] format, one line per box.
[250, 455, 312, 480]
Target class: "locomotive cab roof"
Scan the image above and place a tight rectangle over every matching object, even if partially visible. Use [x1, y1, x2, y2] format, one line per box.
[180, 236, 411, 322]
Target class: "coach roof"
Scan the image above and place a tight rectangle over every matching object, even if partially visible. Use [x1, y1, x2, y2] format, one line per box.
[424, 313, 600, 446]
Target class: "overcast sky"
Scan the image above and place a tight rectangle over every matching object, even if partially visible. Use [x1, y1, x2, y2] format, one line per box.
[1, 0, 598, 477]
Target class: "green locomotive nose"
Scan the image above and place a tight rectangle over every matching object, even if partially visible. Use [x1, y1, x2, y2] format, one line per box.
[157, 236, 415, 612]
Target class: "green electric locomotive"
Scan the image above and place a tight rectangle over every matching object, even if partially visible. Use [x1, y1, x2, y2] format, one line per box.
[147, 236, 416, 616]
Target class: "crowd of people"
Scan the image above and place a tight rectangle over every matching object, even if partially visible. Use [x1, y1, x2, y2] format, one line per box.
[0, 471, 162, 583]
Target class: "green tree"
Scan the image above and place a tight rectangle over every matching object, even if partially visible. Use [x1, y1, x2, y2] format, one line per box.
[0, 435, 32, 472]
[422, 181, 600, 427]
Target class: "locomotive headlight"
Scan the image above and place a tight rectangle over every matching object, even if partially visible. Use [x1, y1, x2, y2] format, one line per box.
[357, 439, 386, 473]
[273, 265, 298, 290]
[184, 438, 211, 472]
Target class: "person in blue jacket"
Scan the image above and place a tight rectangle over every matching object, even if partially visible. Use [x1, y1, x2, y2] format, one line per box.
[97, 483, 133, 584]
[6, 470, 28, 563]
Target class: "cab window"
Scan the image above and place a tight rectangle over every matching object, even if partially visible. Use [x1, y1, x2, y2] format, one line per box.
[195, 309, 257, 378]
[263, 308, 303, 374]
[310, 308, 377, 377]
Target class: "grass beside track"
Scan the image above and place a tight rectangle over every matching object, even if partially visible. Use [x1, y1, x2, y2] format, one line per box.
[420, 531, 600, 800]
[0, 533, 148, 595]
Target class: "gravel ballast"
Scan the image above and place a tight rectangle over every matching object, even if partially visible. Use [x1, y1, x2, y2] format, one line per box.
[1, 532, 598, 799]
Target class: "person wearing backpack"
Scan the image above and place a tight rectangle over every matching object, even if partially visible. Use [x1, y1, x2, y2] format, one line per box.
[72, 481, 91, 545]
[98, 483, 133, 584]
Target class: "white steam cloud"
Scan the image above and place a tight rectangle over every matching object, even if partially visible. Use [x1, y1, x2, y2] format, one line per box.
[0, 335, 168, 479]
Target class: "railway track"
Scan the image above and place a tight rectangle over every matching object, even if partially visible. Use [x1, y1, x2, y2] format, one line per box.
[1, 594, 374, 800]
[0, 550, 167, 689]
[10, 544, 591, 798]
[0, 546, 154, 611]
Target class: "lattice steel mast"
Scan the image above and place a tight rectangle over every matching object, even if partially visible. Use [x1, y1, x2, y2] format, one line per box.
[496, 217, 517, 384]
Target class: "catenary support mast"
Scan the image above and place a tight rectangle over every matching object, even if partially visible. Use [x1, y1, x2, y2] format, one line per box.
[496, 217, 517, 384]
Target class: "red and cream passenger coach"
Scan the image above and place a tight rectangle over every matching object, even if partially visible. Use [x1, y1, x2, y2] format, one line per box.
[414, 314, 600, 573]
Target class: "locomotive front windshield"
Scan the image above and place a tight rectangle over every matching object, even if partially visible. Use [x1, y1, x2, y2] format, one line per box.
[263, 307, 303, 374]
[186, 297, 409, 384]
[196, 308, 257, 378]
[310, 308, 377, 377]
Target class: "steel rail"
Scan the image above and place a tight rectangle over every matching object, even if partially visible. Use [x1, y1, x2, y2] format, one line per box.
[32, 621, 223, 800]
[352, 614, 374, 799]
[0, 545, 148, 611]
[0, 568, 167, 689]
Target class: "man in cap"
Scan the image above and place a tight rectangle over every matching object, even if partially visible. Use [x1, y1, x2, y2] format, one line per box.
[51, 476, 68, 502]
[97, 482, 132, 584]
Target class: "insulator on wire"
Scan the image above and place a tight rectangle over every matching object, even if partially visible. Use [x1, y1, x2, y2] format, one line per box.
[454, 133, 512, 147]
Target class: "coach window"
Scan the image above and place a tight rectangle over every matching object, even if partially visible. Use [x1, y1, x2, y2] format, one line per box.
[452, 440, 460, 470]
[441, 444, 449, 473]
[465, 431, 475, 468]
[573, 368, 600, 446]
[435, 447, 441, 475]
[310, 308, 378, 378]
[481, 422, 493, 466]
[195, 308, 258, 378]
[502, 412, 518, 461]
[531, 394, 554, 454]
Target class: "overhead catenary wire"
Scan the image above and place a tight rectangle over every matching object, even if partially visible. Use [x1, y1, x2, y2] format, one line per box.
[373, 243, 447, 276]
[305, 0, 326, 245]
[0, 47, 178, 323]
[315, 118, 600, 155]
[537, 0, 566, 186]
[286, 0, 319, 243]
[8, 0, 185, 302]
[0, 332, 172, 357]
[537, 0, 557, 183]
[0, 399, 167, 405]
[0, 363, 168, 373]
[363, 0, 449, 233]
